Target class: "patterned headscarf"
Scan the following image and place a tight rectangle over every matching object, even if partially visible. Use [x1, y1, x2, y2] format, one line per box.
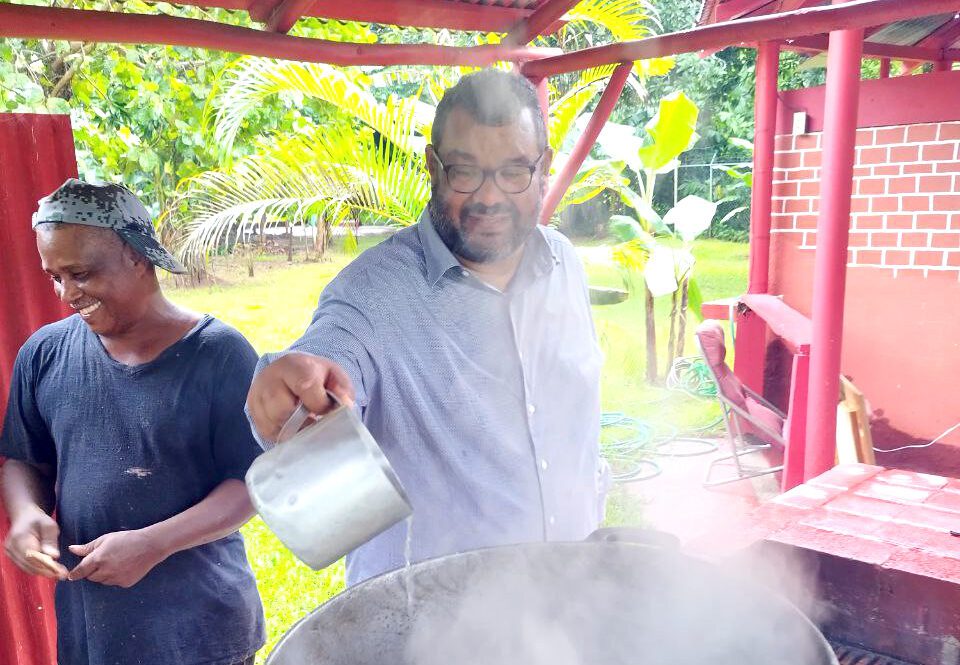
[32, 178, 186, 274]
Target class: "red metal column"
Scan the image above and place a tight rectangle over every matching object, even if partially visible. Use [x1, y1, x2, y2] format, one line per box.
[733, 41, 779, 394]
[534, 77, 549, 129]
[539, 62, 631, 224]
[782, 352, 810, 489]
[748, 40, 779, 295]
[934, 59, 952, 72]
[522, 73, 552, 225]
[803, 19, 864, 481]
[879, 57, 891, 78]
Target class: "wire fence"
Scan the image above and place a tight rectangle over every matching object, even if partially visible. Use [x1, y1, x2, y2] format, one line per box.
[656, 158, 752, 240]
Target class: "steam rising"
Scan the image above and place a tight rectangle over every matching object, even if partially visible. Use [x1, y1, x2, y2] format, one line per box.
[268, 542, 832, 665]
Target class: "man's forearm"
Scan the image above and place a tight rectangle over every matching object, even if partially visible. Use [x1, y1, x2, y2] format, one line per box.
[141, 479, 256, 558]
[0, 459, 56, 520]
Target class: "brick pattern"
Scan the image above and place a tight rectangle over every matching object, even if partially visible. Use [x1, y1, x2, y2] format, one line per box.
[756, 464, 960, 578]
[772, 122, 960, 277]
[743, 465, 960, 664]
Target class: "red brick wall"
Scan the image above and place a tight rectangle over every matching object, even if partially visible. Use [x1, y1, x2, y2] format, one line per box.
[771, 122, 960, 274]
[768, 119, 960, 472]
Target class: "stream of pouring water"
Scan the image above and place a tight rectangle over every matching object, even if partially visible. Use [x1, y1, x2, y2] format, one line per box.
[403, 516, 415, 617]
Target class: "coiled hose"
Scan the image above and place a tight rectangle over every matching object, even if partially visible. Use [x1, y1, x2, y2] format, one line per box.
[601, 356, 725, 483]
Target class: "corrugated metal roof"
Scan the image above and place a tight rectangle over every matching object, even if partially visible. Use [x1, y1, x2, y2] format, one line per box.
[698, 1, 960, 53]
[867, 13, 955, 45]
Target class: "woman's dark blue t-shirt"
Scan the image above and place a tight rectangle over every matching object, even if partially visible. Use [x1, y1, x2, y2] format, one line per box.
[0, 314, 266, 665]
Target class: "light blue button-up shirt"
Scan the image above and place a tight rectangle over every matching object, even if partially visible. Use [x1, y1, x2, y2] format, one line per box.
[259, 212, 606, 585]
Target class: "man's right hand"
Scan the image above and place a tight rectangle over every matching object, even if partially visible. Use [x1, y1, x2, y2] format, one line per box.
[4, 505, 68, 580]
[246, 352, 355, 444]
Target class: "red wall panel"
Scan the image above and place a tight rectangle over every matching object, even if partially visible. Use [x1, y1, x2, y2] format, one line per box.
[776, 69, 960, 134]
[0, 113, 78, 665]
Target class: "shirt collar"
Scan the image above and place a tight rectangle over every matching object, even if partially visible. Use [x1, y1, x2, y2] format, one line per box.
[417, 207, 559, 287]
[417, 208, 462, 286]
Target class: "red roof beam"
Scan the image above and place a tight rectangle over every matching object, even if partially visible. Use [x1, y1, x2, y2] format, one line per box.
[0, 3, 560, 67]
[522, 0, 960, 78]
[787, 35, 960, 62]
[503, 0, 581, 45]
[539, 62, 632, 224]
[252, 0, 560, 34]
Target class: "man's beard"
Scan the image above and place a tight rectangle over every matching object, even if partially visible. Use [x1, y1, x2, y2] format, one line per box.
[428, 192, 540, 264]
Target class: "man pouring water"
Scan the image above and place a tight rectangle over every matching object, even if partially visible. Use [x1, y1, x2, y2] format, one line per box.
[246, 69, 609, 585]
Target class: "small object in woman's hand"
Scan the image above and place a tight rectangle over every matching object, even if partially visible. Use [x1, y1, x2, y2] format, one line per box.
[25, 549, 69, 579]
[950, 530, 960, 537]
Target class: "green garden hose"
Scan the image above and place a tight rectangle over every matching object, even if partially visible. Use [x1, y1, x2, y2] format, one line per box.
[601, 356, 724, 483]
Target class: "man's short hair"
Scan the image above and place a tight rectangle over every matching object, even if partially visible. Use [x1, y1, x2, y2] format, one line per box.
[431, 69, 547, 151]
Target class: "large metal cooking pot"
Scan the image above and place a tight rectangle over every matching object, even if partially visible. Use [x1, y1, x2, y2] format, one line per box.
[266, 538, 838, 665]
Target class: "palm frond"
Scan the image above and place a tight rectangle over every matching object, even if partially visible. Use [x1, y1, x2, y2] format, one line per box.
[543, 0, 672, 87]
[554, 159, 628, 217]
[562, 0, 658, 43]
[176, 118, 430, 265]
[207, 58, 434, 156]
[548, 65, 623, 152]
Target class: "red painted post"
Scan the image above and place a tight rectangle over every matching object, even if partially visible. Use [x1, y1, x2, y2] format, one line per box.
[879, 58, 891, 78]
[534, 78, 549, 130]
[522, 73, 552, 225]
[934, 59, 952, 72]
[539, 63, 631, 224]
[782, 352, 810, 490]
[803, 18, 864, 481]
[734, 40, 778, 395]
[748, 40, 779, 295]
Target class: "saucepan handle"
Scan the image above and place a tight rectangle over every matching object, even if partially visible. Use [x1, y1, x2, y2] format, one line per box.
[276, 391, 343, 444]
[586, 527, 680, 550]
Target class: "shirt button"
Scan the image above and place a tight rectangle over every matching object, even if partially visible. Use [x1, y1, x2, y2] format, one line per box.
[461, 269, 469, 277]
[548, 515, 556, 526]
[540, 459, 548, 471]
[527, 403, 536, 415]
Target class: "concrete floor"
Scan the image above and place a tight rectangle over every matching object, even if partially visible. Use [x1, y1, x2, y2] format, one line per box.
[623, 437, 782, 554]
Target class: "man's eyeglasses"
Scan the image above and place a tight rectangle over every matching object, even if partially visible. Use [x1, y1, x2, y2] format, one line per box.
[433, 151, 545, 195]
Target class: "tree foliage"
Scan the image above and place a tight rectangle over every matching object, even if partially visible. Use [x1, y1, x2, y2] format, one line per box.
[170, 0, 664, 268]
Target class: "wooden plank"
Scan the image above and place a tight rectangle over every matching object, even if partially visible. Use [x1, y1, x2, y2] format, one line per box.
[836, 403, 859, 465]
[840, 375, 875, 464]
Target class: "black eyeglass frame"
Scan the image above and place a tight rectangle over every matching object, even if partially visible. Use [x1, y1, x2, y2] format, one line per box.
[432, 150, 546, 195]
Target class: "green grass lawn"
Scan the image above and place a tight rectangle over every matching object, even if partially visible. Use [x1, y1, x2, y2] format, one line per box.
[167, 234, 747, 661]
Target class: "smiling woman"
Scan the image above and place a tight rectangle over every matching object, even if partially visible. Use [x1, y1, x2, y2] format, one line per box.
[34, 224, 144, 334]
[1, 178, 269, 665]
